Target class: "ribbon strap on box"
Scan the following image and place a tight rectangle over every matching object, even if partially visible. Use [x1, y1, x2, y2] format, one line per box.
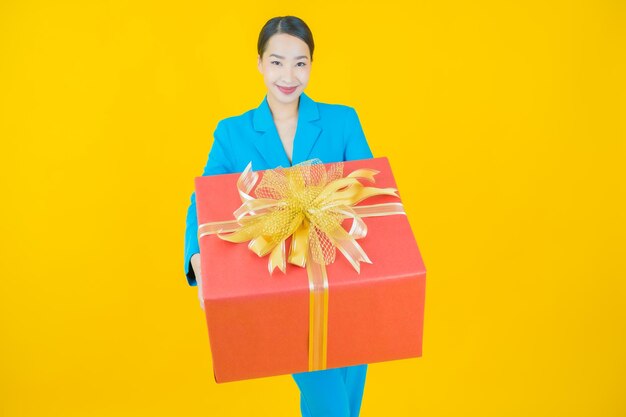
[198, 159, 406, 371]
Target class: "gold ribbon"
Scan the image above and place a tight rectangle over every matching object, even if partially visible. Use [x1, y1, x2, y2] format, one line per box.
[198, 159, 406, 371]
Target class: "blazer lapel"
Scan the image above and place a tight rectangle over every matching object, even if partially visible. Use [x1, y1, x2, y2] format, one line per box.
[291, 92, 322, 164]
[252, 92, 322, 168]
[252, 95, 291, 168]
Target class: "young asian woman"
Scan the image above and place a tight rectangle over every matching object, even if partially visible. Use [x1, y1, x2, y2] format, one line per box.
[184, 16, 372, 417]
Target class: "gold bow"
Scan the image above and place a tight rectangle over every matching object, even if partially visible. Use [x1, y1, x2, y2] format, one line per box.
[198, 159, 406, 371]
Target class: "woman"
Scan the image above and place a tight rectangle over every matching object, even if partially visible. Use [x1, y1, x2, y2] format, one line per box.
[184, 15, 372, 417]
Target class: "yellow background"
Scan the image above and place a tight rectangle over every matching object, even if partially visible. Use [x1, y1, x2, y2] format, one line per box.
[1, 1, 624, 416]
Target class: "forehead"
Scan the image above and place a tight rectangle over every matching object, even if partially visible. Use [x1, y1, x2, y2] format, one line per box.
[265, 33, 310, 58]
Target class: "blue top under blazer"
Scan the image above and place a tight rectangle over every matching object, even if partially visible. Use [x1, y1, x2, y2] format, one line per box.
[183, 92, 374, 286]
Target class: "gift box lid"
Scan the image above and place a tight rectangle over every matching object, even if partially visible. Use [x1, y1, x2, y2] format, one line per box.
[194, 157, 426, 300]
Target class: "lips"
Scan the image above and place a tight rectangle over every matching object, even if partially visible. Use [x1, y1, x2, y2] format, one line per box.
[277, 85, 298, 94]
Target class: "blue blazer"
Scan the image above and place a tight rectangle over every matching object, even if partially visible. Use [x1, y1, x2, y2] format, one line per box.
[184, 92, 373, 286]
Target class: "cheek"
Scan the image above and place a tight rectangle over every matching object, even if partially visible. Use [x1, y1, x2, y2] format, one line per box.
[299, 69, 311, 82]
[265, 68, 280, 81]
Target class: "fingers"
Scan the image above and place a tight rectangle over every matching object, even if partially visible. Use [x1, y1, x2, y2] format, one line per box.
[198, 285, 205, 311]
[194, 257, 204, 311]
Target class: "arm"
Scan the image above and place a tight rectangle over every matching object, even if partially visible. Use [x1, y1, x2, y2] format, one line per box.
[343, 107, 374, 161]
[184, 120, 233, 286]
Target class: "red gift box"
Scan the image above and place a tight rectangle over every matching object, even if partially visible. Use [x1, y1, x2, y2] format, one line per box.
[195, 157, 426, 383]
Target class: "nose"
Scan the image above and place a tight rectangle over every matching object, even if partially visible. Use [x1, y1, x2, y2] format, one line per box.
[282, 65, 295, 84]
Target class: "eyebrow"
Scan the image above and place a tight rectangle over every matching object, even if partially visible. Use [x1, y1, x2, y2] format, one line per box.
[269, 54, 309, 60]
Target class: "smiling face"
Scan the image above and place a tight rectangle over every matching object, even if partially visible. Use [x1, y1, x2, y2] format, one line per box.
[257, 33, 312, 107]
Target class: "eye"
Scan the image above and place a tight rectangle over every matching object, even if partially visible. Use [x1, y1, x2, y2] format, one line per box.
[296, 62, 306, 67]
[271, 60, 281, 66]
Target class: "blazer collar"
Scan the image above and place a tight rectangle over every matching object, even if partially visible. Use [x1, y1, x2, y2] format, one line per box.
[252, 92, 322, 168]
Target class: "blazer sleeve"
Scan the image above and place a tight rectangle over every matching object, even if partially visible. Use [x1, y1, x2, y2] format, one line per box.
[184, 120, 233, 287]
[344, 107, 374, 161]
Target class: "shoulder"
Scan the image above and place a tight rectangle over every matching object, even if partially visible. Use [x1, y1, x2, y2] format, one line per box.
[210, 108, 257, 142]
[314, 98, 357, 120]
[310, 99, 363, 134]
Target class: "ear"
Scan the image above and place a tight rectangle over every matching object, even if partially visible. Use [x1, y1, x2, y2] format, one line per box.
[257, 55, 262, 73]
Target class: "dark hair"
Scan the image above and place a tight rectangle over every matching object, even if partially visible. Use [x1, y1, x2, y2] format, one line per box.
[257, 16, 315, 62]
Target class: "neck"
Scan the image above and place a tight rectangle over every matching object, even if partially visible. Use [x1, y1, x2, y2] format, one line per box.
[267, 93, 300, 121]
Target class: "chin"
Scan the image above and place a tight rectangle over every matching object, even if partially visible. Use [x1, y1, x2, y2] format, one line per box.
[272, 90, 302, 103]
